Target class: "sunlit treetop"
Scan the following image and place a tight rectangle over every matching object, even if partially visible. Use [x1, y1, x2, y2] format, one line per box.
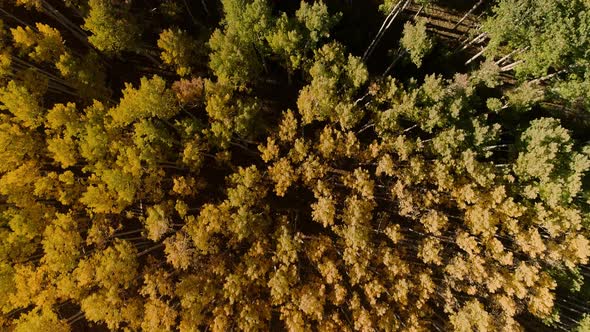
[83, 0, 140, 54]
[0, 0, 589, 331]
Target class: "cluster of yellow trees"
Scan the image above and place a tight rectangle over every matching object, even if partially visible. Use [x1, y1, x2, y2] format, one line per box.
[0, 0, 589, 330]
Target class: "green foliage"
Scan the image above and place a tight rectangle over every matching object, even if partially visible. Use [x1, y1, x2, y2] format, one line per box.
[577, 314, 590, 332]
[110, 75, 179, 127]
[209, 0, 272, 87]
[11, 23, 65, 63]
[483, 0, 590, 78]
[297, 42, 368, 128]
[480, 0, 590, 114]
[208, 29, 262, 88]
[158, 28, 199, 77]
[514, 118, 590, 207]
[204, 79, 261, 146]
[56, 51, 109, 100]
[83, 0, 140, 54]
[267, 1, 341, 72]
[551, 67, 590, 110]
[0, 74, 47, 129]
[401, 18, 433, 68]
[379, 0, 401, 15]
[376, 74, 472, 134]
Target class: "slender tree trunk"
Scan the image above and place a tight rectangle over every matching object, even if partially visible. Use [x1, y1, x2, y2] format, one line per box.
[356, 122, 375, 134]
[457, 31, 487, 52]
[362, 0, 410, 61]
[139, 49, 162, 67]
[183, 0, 199, 24]
[465, 47, 486, 65]
[500, 59, 523, 72]
[556, 299, 589, 316]
[452, 0, 483, 30]
[41, 1, 90, 47]
[137, 243, 164, 257]
[529, 68, 567, 84]
[201, 0, 209, 15]
[0, 8, 33, 28]
[413, 5, 424, 19]
[66, 311, 86, 326]
[114, 229, 146, 237]
[363, 0, 404, 60]
[12, 57, 74, 88]
[494, 47, 523, 66]
[354, 92, 370, 105]
[403, 124, 418, 133]
[230, 142, 259, 155]
[383, 48, 406, 76]
[181, 108, 200, 121]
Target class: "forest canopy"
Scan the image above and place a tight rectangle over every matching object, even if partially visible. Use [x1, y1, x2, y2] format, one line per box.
[0, 0, 590, 331]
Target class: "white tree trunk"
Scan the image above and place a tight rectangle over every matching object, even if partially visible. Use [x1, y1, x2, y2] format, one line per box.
[453, 0, 484, 30]
[465, 47, 486, 65]
[500, 60, 523, 72]
[363, 0, 410, 61]
[459, 31, 487, 51]
[495, 46, 529, 66]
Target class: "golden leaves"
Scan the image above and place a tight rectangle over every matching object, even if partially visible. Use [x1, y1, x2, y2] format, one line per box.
[449, 300, 491, 332]
[268, 157, 297, 197]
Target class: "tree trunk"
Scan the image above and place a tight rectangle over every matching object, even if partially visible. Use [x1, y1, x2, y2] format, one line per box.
[184, 0, 199, 24]
[41, 1, 90, 47]
[200, 0, 209, 15]
[465, 47, 486, 65]
[383, 48, 406, 76]
[495, 48, 520, 66]
[529, 68, 567, 84]
[500, 60, 523, 72]
[137, 243, 164, 257]
[496, 46, 529, 67]
[413, 5, 424, 19]
[362, 0, 409, 61]
[0, 8, 34, 28]
[452, 0, 483, 30]
[457, 31, 487, 52]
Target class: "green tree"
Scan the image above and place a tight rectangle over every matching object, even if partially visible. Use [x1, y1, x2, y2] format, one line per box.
[56, 51, 109, 100]
[157, 28, 199, 76]
[514, 118, 590, 207]
[208, 0, 272, 87]
[11, 23, 65, 63]
[297, 42, 368, 129]
[204, 79, 261, 146]
[0, 73, 48, 129]
[400, 18, 433, 68]
[483, 0, 590, 79]
[267, 1, 340, 72]
[83, 0, 140, 54]
[109, 75, 179, 127]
